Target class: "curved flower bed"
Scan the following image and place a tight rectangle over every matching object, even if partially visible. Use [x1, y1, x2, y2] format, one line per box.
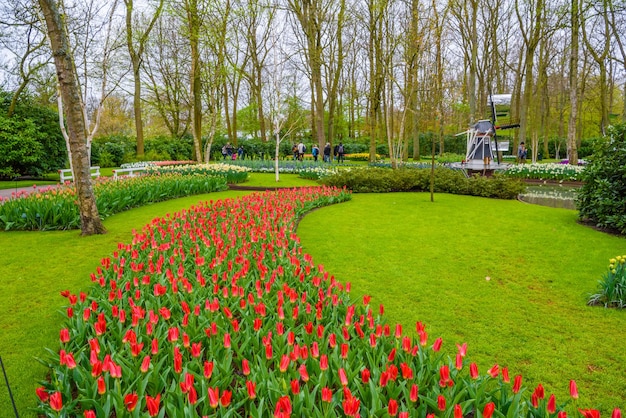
[0, 173, 227, 231]
[35, 187, 616, 417]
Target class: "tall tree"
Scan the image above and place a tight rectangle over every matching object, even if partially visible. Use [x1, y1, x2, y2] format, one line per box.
[568, 0, 580, 164]
[515, 0, 545, 146]
[124, 0, 164, 157]
[582, 0, 611, 135]
[38, 0, 106, 235]
[287, 0, 326, 147]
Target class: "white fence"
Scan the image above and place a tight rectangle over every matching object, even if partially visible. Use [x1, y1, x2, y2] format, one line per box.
[112, 167, 148, 180]
[59, 166, 100, 183]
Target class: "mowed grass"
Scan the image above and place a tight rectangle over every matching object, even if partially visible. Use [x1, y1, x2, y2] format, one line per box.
[297, 193, 626, 414]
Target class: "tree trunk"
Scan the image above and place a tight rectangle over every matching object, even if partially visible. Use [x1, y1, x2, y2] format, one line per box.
[187, 0, 203, 162]
[38, 0, 106, 236]
[567, 0, 579, 164]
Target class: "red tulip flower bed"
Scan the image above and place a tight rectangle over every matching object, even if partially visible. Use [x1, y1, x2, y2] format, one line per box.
[35, 187, 618, 417]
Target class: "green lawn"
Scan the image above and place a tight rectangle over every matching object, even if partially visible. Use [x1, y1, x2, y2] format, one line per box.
[1, 180, 624, 416]
[297, 193, 626, 414]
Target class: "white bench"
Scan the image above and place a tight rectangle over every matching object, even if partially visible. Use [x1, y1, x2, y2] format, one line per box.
[112, 167, 148, 180]
[59, 166, 100, 183]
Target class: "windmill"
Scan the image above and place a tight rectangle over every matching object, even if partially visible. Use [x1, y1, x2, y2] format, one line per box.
[461, 92, 519, 169]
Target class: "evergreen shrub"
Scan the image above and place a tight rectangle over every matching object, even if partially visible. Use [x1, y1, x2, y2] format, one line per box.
[576, 123, 626, 235]
[319, 167, 525, 199]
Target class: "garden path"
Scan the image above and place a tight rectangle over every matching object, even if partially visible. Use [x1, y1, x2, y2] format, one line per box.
[0, 185, 60, 200]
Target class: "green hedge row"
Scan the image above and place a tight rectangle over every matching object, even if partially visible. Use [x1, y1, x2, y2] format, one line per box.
[320, 167, 526, 199]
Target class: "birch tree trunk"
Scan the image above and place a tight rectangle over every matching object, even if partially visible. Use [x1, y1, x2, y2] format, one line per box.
[38, 0, 106, 236]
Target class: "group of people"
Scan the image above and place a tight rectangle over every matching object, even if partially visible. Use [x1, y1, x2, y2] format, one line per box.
[221, 143, 244, 160]
[292, 142, 346, 163]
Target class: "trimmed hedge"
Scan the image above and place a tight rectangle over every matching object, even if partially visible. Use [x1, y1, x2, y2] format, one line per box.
[319, 167, 525, 199]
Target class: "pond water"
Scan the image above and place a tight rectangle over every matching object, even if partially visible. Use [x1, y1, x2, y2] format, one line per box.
[519, 184, 580, 210]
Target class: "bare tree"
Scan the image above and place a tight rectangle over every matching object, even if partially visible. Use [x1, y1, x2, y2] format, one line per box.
[124, 0, 164, 157]
[0, 0, 50, 117]
[143, 16, 191, 139]
[38, 0, 106, 235]
[568, 0, 580, 164]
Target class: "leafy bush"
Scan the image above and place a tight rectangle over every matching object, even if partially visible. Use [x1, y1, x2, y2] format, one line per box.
[576, 123, 626, 234]
[0, 92, 67, 177]
[0, 173, 227, 231]
[588, 255, 626, 308]
[320, 167, 525, 199]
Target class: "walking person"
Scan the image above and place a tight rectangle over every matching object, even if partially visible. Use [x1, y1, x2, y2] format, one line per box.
[323, 143, 331, 163]
[312, 144, 320, 162]
[517, 141, 527, 164]
[336, 142, 345, 163]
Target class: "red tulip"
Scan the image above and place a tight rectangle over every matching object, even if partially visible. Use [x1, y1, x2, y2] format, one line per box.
[502, 367, 510, 383]
[146, 393, 160, 416]
[274, 395, 292, 417]
[97, 376, 106, 394]
[455, 353, 463, 370]
[341, 343, 349, 359]
[410, 384, 419, 402]
[534, 383, 545, 399]
[279, 354, 290, 372]
[298, 363, 309, 382]
[361, 368, 370, 383]
[569, 380, 579, 399]
[488, 364, 499, 378]
[483, 402, 495, 418]
[579, 409, 601, 418]
[320, 354, 328, 370]
[454, 404, 463, 418]
[246, 380, 256, 399]
[437, 395, 446, 411]
[321, 387, 332, 402]
[457, 342, 467, 357]
[124, 393, 138, 411]
[242, 359, 251, 376]
[432, 337, 443, 352]
[36, 387, 49, 402]
[439, 365, 453, 387]
[188, 387, 198, 405]
[470, 362, 479, 379]
[191, 342, 202, 357]
[547, 394, 556, 414]
[84, 410, 96, 418]
[388, 399, 398, 416]
[220, 390, 232, 407]
[208, 387, 219, 408]
[339, 367, 348, 386]
[557, 412, 567, 418]
[612, 408, 622, 418]
[387, 347, 396, 362]
[342, 393, 360, 417]
[265, 344, 273, 359]
[140, 355, 151, 373]
[60, 328, 70, 343]
[290, 379, 300, 394]
[50, 392, 63, 411]
[399, 413, 409, 418]
[204, 360, 214, 379]
[223, 333, 231, 348]
[512, 374, 522, 393]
